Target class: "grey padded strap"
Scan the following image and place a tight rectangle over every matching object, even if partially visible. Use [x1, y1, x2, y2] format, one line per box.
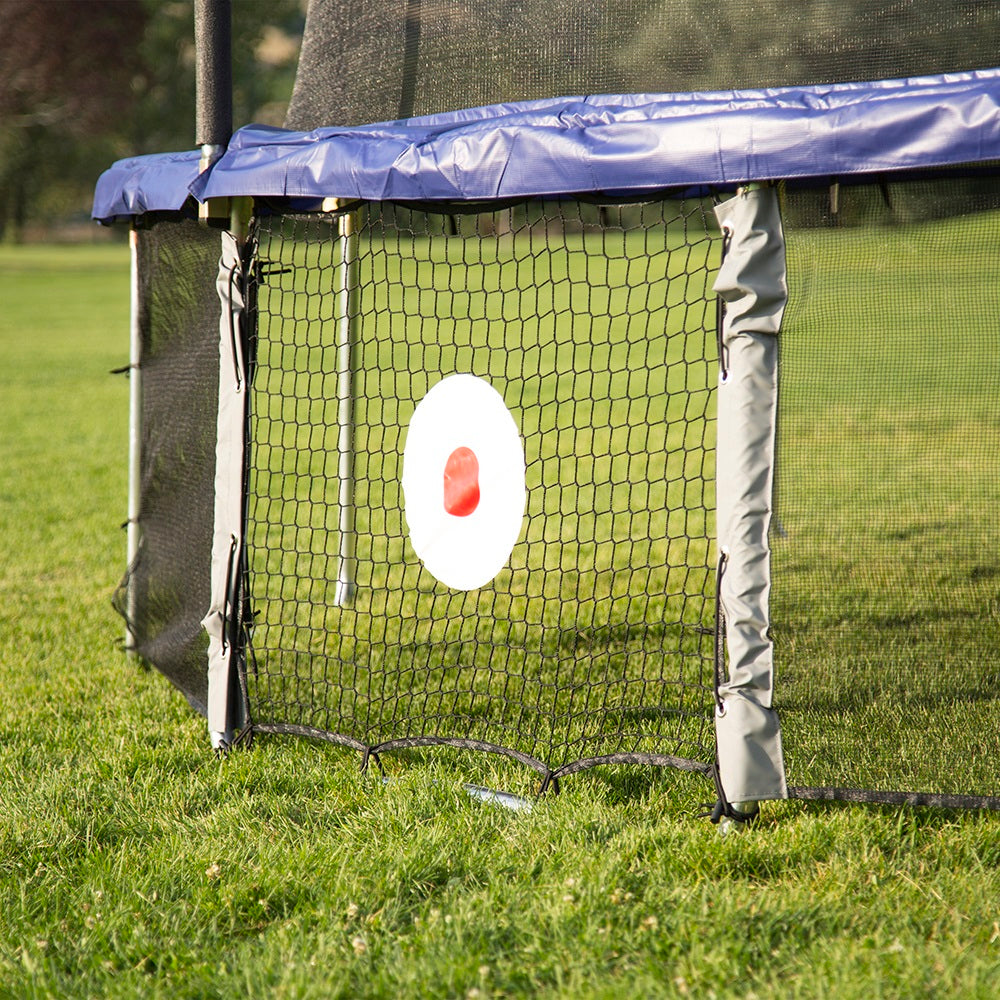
[713, 186, 788, 804]
[202, 231, 247, 745]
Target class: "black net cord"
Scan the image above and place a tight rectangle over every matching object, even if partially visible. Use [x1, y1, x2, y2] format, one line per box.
[715, 223, 731, 383]
[713, 549, 728, 715]
[220, 534, 239, 659]
[233, 234, 259, 735]
[787, 786, 1000, 812]
[711, 206, 728, 808]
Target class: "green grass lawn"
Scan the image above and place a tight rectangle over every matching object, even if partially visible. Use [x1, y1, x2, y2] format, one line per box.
[3, 237, 1000, 999]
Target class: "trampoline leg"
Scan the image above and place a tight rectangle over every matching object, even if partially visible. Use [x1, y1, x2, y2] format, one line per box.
[126, 226, 142, 655]
[334, 209, 359, 606]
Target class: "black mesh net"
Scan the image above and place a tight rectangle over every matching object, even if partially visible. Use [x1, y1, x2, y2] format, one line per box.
[113, 218, 222, 714]
[242, 200, 720, 778]
[773, 178, 1000, 804]
[286, 0, 1000, 129]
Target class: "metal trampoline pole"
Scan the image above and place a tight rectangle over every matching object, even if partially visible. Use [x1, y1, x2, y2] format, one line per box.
[125, 226, 142, 656]
[334, 206, 360, 606]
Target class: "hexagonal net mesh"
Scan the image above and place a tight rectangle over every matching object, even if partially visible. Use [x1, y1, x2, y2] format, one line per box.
[239, 198, 720, 781]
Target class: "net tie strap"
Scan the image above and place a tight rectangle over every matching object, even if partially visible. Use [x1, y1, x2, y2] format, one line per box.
[701, 762, 759, 826]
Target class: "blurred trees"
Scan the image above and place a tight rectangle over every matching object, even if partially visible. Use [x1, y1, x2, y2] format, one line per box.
[0, 0, 303, 241]
[0, 0, 145, 239]
[618, 0, 1000, 93]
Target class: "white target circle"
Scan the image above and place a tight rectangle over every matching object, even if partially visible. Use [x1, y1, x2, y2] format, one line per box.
[402, 374, 526, 591]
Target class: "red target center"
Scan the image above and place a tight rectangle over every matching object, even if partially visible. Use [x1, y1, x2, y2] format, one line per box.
[443, 446, 481, 517]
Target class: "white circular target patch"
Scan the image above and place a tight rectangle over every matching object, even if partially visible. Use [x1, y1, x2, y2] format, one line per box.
[402, 374, 526, 591]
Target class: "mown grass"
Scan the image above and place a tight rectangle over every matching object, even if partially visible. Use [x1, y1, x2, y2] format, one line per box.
[3, 240, 1000, 999]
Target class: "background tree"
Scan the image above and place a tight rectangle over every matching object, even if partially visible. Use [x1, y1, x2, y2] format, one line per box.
[0, 0, 148, 240]
[0, 0, 304, 242]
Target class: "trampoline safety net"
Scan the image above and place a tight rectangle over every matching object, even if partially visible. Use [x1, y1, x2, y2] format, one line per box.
[243, 201, 720, 780]
[773, 179, 1000, 806]
[115, 218, 222, 715]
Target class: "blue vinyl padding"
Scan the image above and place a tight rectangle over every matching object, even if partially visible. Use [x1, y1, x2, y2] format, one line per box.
[93, 69, 1000, 221]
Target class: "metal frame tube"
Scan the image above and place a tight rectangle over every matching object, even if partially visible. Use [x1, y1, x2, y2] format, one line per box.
[125, 227, 143, 655]
[333, 208, 360, 606]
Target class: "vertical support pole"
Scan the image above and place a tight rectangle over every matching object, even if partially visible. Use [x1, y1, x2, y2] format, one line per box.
[398, 0, 422, 120]
[712, 184, 788, 808]
[125, 226, 143, 655]
[195, 0, 233, 224]
[195, 0, 244, 750]
[194, 0, 233, 160]
[334, 206, 360, 606]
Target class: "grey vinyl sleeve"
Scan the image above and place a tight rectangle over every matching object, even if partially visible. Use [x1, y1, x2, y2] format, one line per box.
[712, 186, 788, 803]
[202, 231, 247, 745]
